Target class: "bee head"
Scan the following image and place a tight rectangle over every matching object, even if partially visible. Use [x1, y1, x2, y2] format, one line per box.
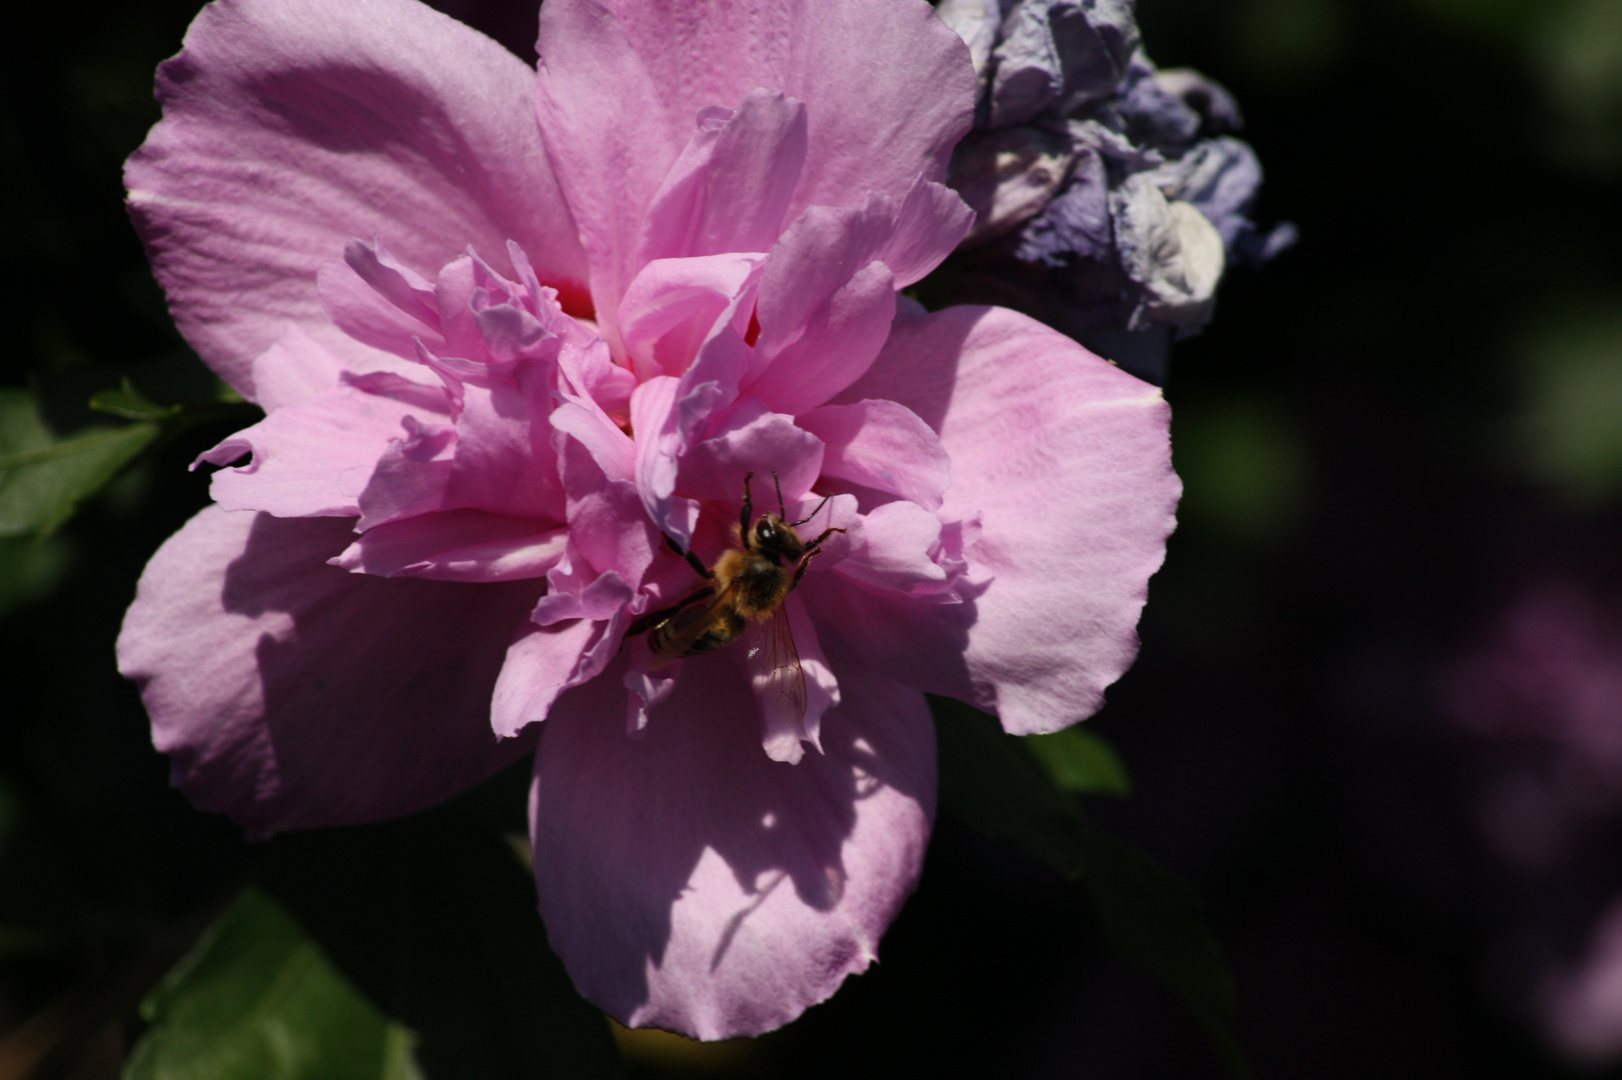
[749, 513, 801, 562]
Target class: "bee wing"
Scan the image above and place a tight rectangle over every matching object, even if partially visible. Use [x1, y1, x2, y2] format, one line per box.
[748, 605, 807, 721]
[626, 585, 710, 640]
[648, 582, 736, 667]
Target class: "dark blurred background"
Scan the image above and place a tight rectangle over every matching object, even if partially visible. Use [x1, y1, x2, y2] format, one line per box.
[4, 0, 1622, 1076]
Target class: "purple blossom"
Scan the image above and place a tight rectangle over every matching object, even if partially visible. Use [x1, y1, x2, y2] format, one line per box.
[115, 0, 1180, 1038]
[940, 0, 1294, 370]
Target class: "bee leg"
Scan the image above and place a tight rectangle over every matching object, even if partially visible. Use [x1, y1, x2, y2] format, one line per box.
[741, 471, 756, 534]
[789, 527, 848, 590]
[788, 493, 833, 528]
[803, 526, 847, 550]
[663, 534, 713, 580]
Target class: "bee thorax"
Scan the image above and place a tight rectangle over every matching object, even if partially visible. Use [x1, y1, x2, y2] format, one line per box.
[732, 556, 790, 618]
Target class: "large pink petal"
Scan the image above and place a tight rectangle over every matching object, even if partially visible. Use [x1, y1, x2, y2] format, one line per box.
[116, 508, 541, 837]
[127, 0, 586, 399]
[535, 0, 972, 347]
[248, 326, 351, 413]
[838, 304, 1180, 733]
[530, 653, 934, 1040]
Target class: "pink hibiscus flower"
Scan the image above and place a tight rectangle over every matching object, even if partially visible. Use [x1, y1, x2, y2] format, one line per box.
[116, 0, 1179, 1039]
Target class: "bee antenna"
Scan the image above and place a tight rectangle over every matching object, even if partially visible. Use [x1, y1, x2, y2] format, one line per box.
[772, 469, 787, 517]
[789, 492, 834, 528]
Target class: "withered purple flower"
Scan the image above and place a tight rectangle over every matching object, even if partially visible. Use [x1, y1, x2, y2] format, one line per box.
[940, 0, 1295, 379]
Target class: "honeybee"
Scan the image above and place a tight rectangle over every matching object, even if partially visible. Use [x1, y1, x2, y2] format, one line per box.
[632, 471, 845, 717]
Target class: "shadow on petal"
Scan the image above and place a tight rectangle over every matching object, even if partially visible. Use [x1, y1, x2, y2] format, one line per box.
[531, 650, 934, 1039]
[220, 513, 542, 833]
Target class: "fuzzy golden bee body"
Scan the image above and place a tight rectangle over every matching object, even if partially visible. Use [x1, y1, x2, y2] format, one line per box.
[636, 472, 844, 716]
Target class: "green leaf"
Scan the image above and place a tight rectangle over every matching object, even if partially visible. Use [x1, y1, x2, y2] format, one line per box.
[929, 696, 1088, 877]
[0, 389, 160, 539]
[90, 378, 183, 420]
[124, 888, 424, 1080]
[0, 534, 74, 620]
[258, 774, 622, 1079]
[1081, 829, 1253, 1080]
[1025, 727, 1133, 795]
[928, 697, 1250, 1079]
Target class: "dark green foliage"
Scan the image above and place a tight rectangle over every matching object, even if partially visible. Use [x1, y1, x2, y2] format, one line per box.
[125, 888, 423, 1080]
[1080, 829, 1252, 1080]
[1026, 726, 1134, 796]
[931, 696, 1248, 1079]
[123, 775, 622, 1080]
[256, 777, 622, 1080]
[931, 696, 1092, 876]
[0, 388, 162, 540]
[0, 371, 255, 541]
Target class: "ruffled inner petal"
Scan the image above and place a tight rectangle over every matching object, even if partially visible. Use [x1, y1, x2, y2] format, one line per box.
[832, 500, 964, 600]
[678, 404, 825, 507]
[202, 368, 450, 518]
[747, 259, 896, 418]
[331, 509, 567, 582]
[534, 0, 971, 352]
[491, 616, 606, 738]
[636, 90, 809, 268]
[617, 253, 764, 382]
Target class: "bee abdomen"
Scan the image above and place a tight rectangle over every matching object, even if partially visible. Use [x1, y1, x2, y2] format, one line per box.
[651, 606, 747, 658]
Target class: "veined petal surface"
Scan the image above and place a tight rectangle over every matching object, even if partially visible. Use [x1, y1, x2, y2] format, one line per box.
[127, 0, 587, 399]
